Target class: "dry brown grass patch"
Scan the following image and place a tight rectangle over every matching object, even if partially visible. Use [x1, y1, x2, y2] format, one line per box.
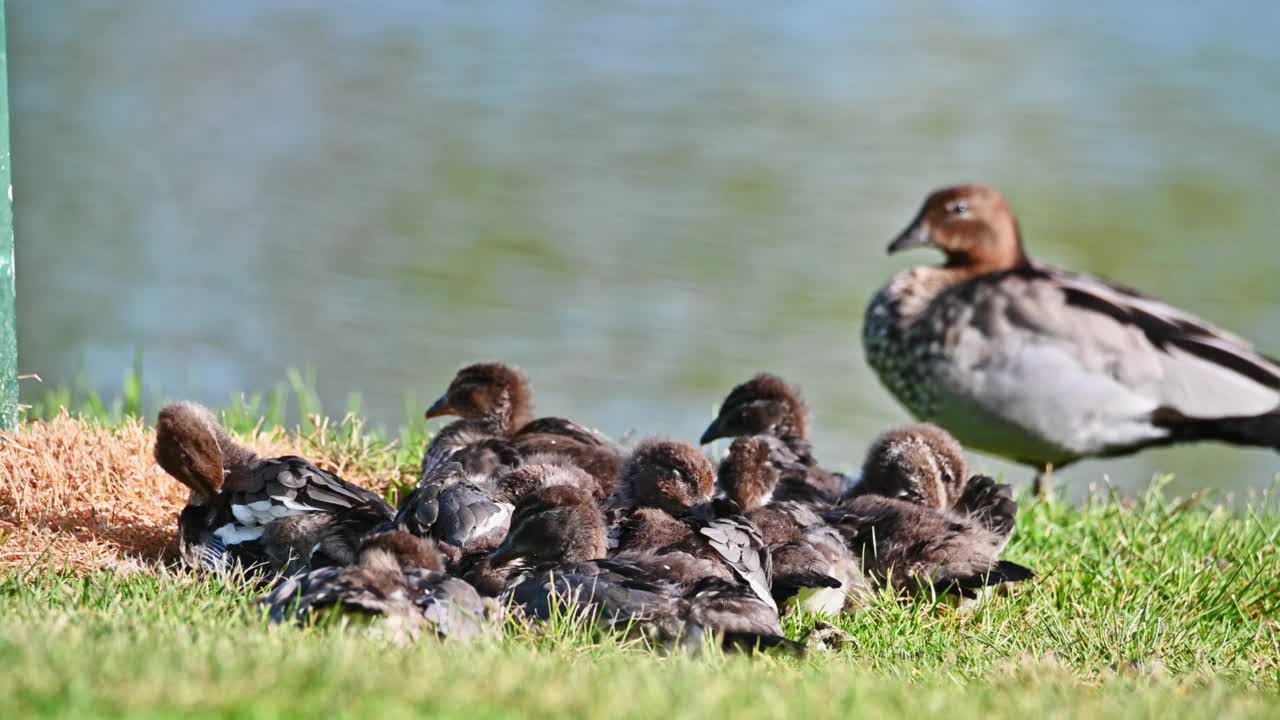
[0, 412, 404, 574]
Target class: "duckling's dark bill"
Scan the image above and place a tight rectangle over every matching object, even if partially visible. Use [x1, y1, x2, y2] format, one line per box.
[425, 394, 453, 419]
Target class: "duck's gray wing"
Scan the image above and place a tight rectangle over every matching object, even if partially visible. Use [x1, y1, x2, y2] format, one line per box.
[935, 264, 1280, 460]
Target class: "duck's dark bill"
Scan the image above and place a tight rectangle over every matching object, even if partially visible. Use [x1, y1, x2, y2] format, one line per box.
[887, 220, 930, 254]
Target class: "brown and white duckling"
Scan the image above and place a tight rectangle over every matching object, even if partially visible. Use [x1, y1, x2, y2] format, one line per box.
[490, 484, 798, 653]
[718, 437, 872, 614]
[699, 374, 853, 501]
[424, 362, 624, 497]
[260, 529, 496, 643]
[154, 402, 394, 575]
[608, 440, 777, 612]
[854, 424, 1020, 547]
[865, 184, 1280, 482]
[824, 494, 1032, 598]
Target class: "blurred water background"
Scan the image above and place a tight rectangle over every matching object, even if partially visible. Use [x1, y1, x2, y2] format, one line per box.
[9, 1, 1280, 499]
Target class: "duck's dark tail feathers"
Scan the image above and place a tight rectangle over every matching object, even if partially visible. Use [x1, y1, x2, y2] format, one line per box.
[770, 572, 843, 606]
[719, 631, 807, 656]
[936, 560, 1035, 598]
[1150, 408, 1280, 454]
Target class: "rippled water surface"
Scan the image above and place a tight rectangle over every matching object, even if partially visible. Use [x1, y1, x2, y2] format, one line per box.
[11, 2, 1280, 497]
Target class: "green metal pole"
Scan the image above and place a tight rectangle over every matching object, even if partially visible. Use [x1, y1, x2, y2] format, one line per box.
[0, 0, 15, 429]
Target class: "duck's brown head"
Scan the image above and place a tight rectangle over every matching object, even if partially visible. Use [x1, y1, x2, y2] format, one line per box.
[358, 529, 446, 572]
[425, 362, 533, 432]
[889, 184, 1027, 276]
[856, 423, 968, 510]
[716, 437, 779, 512]
[154, 402, 227, 503]
[617, 439, 715, 515]
[700, 373, 809, 445]
[490, 484, 606, 567]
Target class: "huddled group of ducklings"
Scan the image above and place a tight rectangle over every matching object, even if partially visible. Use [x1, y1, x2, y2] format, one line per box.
[155, 363, 1031, 651]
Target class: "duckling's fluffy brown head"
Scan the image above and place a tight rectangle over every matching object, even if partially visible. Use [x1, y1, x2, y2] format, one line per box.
[425, 362, 533, 431]
[700, 373, 809, 445]
[154, 402, 226, 502]
[491, 484, 606, 566]
[888, 184, 1026, 275]
[616, 439, 715, 515]
[494, 461, 600, 505]
[857, 423, 968, 510]
[716, 437, 780, 512]
[358, 529, 446, 572]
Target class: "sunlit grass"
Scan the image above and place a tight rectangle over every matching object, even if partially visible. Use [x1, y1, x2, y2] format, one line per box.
[3, 387, 1280, 717]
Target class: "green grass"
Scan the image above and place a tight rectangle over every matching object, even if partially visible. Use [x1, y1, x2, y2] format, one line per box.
[5, 390, 1280, 718]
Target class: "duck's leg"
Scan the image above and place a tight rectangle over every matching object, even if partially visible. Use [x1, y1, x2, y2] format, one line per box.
[1031, 463, 1055, 499]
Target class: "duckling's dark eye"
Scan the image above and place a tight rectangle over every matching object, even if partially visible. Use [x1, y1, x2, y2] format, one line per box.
[944, 199, 972, 218]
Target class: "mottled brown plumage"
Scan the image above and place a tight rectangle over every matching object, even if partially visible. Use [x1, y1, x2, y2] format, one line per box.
[855, 423, 968, 510]
[716, 437, 780, 512]
[491, 484, 608, 568]
[700, 373, 809, 445]
[853, 423, 1019, 548]
[825, 494, 1032, 597]
[612, 439, 716, 515]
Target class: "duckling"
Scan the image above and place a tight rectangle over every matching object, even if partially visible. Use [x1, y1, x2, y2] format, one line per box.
[418, 417, 518, 482]
[865, 184, 1280, 482]
[425, 362, 624, 497]
[493, 460, 604, 505]
[154, 402, 394, 575]
[718, 437, 872, 614]
[856, 423, 967, 510]
[824, 494, 1033, 598]
[853, 423, 1019, 546]
[392, 461, 513, 562]
[260, 529, 495, 643]
[608, 439, 777, 612]
[700, 374, 853, 500]
[492, 483, 798, 653]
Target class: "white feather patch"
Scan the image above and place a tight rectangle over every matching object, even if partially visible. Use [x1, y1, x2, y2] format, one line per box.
[214, 523, 266, 545]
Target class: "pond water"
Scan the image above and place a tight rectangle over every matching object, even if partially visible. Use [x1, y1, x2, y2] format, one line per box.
[10, 1, 1280, 499]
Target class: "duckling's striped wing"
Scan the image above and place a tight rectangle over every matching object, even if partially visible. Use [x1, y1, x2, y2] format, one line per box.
[682, 577, 799, 654]
[505, 560, 684, 633]
[395, 462, 512, 552]
[260, 567, 348, 622]
[232, 456, 393, 523]
[697, 502, 776, 612]
[431, 483, 513, 552]
[404, 571, 495, 641]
